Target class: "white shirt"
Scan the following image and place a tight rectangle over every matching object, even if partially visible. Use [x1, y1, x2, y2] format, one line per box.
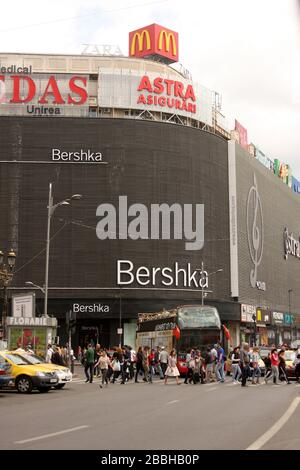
[159, 350, 169, 363]
[130, 349, 136, 362]
[46, 348, 53, 363]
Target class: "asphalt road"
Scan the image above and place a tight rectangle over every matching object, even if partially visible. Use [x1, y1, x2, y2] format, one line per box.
[1, 366, 300, 450]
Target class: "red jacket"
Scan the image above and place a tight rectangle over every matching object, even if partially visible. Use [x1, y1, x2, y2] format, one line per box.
[270, 352, 279, 366]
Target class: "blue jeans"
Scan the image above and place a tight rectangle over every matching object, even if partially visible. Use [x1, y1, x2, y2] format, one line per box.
[252, 366, 261, 379]
[232, 363, 242, 381]
[216, 362, 225, 382]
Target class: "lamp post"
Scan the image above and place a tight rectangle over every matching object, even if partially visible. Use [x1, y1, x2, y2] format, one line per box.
[0, 249, 17, 340]
[119, 288, 122, 348]
[288, 289, 293, 345]
[44, 182, 82, 316]
[252, 313, 257, 347]
[196, 261, 223, 306]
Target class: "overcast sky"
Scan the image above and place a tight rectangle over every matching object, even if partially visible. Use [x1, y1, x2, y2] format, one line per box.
[1, 0, 300, 176]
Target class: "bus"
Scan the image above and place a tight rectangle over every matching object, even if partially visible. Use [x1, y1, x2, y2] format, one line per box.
[136, 304, 222, 353]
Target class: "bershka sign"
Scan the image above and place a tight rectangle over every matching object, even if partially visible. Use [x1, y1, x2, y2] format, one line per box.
[117, 260, 209, 288]
[0, 74, 88, 107]
[137, 75, 196, 114]
[283, 227, 300, 260]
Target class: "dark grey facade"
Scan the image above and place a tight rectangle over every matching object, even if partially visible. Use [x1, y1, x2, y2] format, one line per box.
[0, 117, 236, 347]
[234, 143, 300, 312]
[229, 141, 300, 345]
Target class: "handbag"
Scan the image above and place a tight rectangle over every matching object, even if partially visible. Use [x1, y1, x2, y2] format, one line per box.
[112, 359, 121, 372]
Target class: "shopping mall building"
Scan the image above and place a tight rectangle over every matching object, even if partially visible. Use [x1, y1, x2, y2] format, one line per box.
[1, 24, 300, 349]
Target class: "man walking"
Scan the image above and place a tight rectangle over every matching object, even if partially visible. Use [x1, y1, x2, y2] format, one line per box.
[45, 343, 53, 363]
[84, 343, 95, 383]
[215, 343, 225, 383]
[159, 346, 169, 377]
[293, 348, 300, 383]
[155, 346, 164, 379]
[240, 342, 251, 387]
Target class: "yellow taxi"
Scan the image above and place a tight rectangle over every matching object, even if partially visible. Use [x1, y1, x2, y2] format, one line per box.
[13, 351, 72, 389]
[283, 350, 296, 380]
[0, 351, 58, 393]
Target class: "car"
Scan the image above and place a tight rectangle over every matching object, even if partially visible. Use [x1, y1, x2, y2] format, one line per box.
[0, 363, 14, 390]
[12, 352, 72, 389]
[177, 353, 188, 376]
[259, 347, 273, 361]
[283, 350, 297, 380]
[0, 351, 58, 393]
[226, 348, 266, 377]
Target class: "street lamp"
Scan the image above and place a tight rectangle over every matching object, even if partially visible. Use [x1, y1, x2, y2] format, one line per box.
[252, 313, 257, 347]
[44, 183, 82, 316]
[0, 249, 17, 340]
[196, 261, 223, 306]
[25, 281, 45, 294]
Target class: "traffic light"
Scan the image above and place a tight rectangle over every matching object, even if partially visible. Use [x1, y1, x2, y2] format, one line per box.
[66, 310, 76, 334]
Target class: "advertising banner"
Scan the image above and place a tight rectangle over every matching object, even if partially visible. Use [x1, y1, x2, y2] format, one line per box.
[274, 159, 292, 187]
[235, 120, 248, 149]
[0, 73, 89, 117]
[12, 292, 35, 318]
[98, 67, 213, 126]
[241, 304, 256, 322]
[292, 176, 300, 196]
[254, 145, 274, 172]
[9, 327, 47, 356]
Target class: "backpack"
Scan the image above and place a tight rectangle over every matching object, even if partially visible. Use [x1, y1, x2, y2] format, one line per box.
[204, 352, 211, 364]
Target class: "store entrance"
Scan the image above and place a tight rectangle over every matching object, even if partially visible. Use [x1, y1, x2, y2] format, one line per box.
[78, 323, 110, 349]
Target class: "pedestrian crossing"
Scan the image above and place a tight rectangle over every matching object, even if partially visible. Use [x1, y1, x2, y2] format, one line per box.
[69, 378, 300, 387]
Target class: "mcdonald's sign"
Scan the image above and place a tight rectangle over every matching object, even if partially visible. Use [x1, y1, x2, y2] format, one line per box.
[129, 24, 179, 64]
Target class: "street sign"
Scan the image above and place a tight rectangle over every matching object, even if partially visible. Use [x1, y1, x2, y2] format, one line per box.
[117, 328, 123, 335]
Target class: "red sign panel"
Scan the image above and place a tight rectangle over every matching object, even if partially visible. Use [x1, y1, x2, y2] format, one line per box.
[235, 119, 248, 149]
[0, 75, 88, 105]
[136, 75, 196, 114]
[129, 24, 179, 64]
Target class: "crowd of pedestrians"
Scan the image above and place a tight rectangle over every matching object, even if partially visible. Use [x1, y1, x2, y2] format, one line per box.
[77, 342, 300, 388]
[45, 343, 75, 371]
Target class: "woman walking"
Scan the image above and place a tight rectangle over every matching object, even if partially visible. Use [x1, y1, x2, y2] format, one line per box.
[265, 348, 280, 385]
[94, 344, 101, 377]
[135, 347, 144, 383]
[251, 347, 261, 384]
[142, 346, 150, 383]
[184, 349, 196, 384]
[164, 350, 181, 385]
[96, 350, 111, 388]
[231, 347, 242, 383]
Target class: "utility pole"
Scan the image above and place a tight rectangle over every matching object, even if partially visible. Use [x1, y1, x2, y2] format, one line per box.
[119, 288, 122, 348]
[44, 183, 82, 317]
[66, 309, 76, 373]
[288, 289, 293, 346]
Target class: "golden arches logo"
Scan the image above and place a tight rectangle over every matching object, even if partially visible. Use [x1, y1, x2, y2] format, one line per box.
[130, 30, 151, 55]
[158, 30, 177, 56]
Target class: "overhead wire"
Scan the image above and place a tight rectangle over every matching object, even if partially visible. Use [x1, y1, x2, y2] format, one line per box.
[0, 0, 171, 33]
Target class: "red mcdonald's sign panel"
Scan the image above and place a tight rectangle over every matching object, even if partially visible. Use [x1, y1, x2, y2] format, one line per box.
[129, 24, 179, 64]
